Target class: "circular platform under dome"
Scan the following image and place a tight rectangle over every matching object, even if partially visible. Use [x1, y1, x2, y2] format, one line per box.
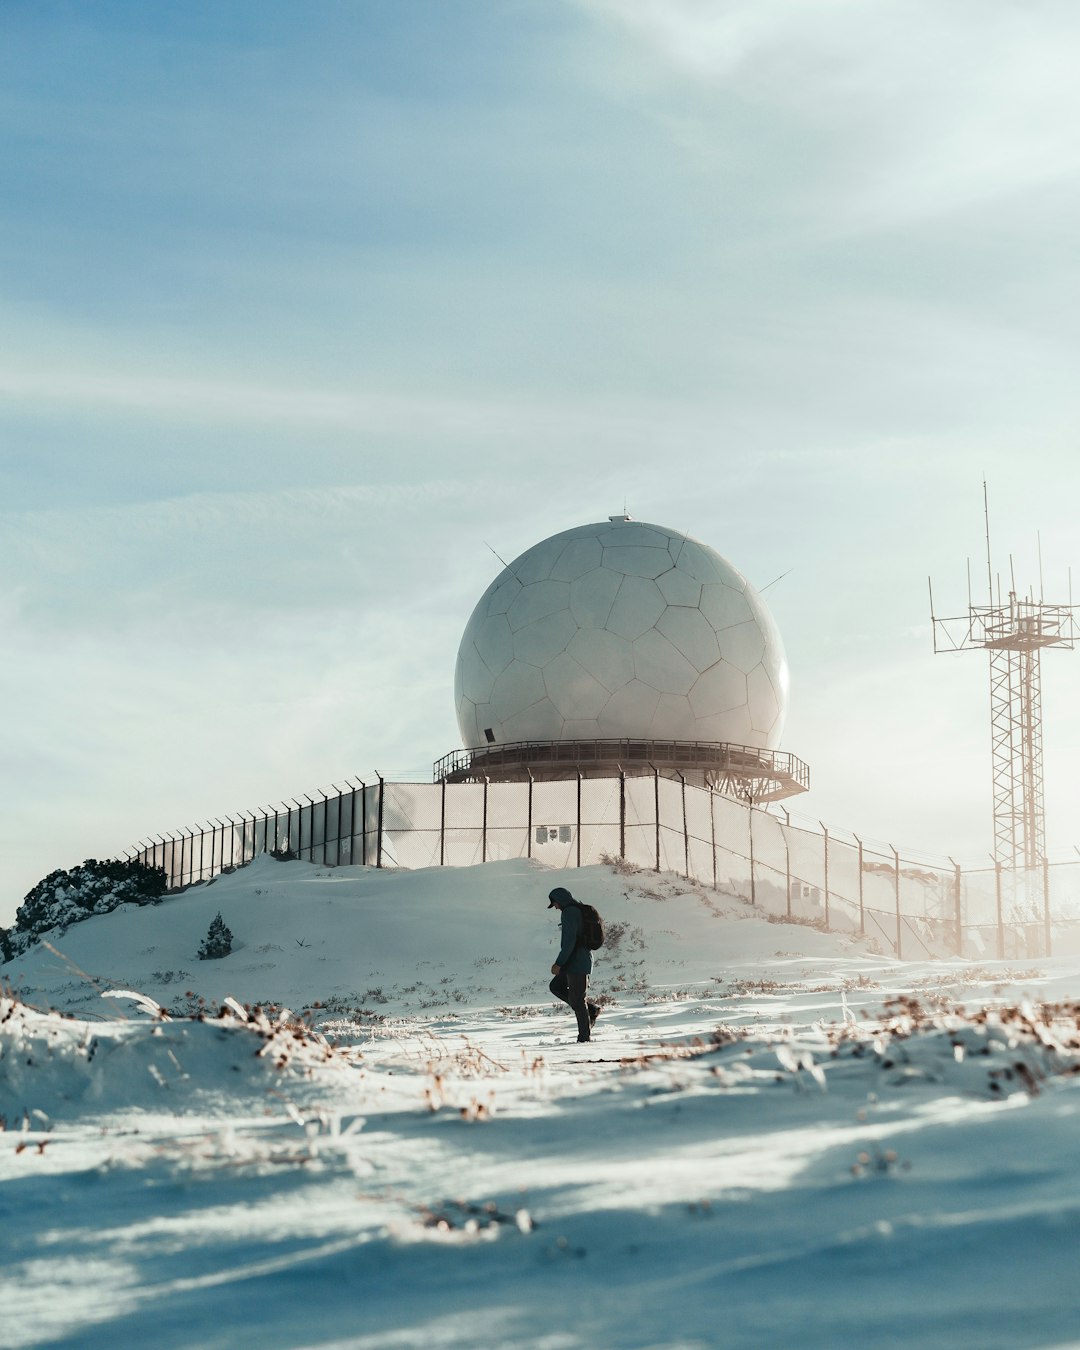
[454, 517, 789, 752]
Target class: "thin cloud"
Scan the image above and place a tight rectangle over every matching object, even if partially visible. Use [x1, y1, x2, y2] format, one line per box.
[577, 0, 1080, 231]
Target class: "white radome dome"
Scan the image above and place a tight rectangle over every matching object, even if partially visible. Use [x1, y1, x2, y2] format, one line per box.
[455, 518, 789, 751]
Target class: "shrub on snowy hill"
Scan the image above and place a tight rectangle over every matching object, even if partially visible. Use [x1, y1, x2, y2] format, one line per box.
[198, 912, 234, 960]
[0, 857, 168, 962]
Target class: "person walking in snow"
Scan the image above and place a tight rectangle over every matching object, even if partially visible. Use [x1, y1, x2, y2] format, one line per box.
[547, 886, 600, 1043]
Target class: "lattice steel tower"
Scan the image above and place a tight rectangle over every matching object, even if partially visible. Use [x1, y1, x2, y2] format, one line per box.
[930, 490, 1076, 871]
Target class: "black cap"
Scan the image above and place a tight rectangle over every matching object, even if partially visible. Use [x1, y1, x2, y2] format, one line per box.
[548, 886, 573, 908]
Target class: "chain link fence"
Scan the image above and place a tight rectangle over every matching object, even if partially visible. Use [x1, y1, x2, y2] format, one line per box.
[129, 771, 1080, 959]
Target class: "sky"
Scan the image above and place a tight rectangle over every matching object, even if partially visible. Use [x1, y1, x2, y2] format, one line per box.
[4, 0, 1080, 924]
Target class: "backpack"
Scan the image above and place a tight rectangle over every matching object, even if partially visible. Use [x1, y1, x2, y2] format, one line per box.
[567, 900, 605, 951]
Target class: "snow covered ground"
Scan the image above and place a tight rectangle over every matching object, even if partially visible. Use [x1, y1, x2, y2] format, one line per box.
[5, 855, 1080, 1349]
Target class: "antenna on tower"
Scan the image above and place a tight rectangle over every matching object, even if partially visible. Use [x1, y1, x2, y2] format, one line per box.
[1038, 532, 1045, 603]
[983, 478, 993, 606]
[930, 488, 1077, 915]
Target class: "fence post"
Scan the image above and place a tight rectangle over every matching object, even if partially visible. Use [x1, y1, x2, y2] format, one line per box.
[854, 835, 864, 936]
[619, 768, 626, 861]
[949, 857, 962, 955]
[527, 771, 534, 859]
[892, 844, 902, 959]
[482, 777, 489, 864]
[576, 771, 582, 869]
[360, 782, 368, 865]
[785, 825, 792, 918]
[652, 765, 660, 872]
[1043, 856, 1052, 958]
[302, 797, 316, 863]
[376, 774, 384, 869]
[820, 821, 830, 929]
[710, 787, 718, 890]
[328, 795, 338, 867]
[994, 860, 1004, 959]
[677, 772, 689, 879]
[747, 795, 756, 906]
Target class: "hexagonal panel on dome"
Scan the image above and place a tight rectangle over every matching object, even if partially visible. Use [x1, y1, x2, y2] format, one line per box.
[458, 642, 497, 704]
[491, 660, 546, 724]
[500, 695, 564, 742]
[657, 606, 722, 672]
[769, 646, 791, 702]
[695, 704, 756, 746]
[596, 679, 662, 738]
[602, 545, 672, 579]
[543, 651, 610, 720]
[650, 691, 695, 738]
[569, 566, 622, 629]
[485, 571, 523, 617]
[512, 609, 577, 666]
[596, 524, 671, 550]
[562, 717, 604, 739]
[656, 567, 703, 607]
[747, 664, 785, 743]
[669, 538, 730, 584]
[633, 628, 698, 696]
[720, 619, 768, 675]
[474, 613, 514, 676]
[607, 575, 666, 640]
[688, 661, 748, 719]
[699, 582, 753, 632]
[457, 693, 477, 741]
[567, 626, 635, 694]
[510, 533, 569, 585]
[507, 579, 570, 632]
[551, 534, 603, 582]
[466, 700, 494, 745]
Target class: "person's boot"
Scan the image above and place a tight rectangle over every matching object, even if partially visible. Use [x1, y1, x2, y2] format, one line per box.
[588, 1001, 600, 1028]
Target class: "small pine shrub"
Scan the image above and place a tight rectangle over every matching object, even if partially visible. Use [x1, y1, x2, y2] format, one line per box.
[198, 912, 234, 960]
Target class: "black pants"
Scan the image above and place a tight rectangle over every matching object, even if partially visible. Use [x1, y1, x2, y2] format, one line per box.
[549, 970, 592, 1041]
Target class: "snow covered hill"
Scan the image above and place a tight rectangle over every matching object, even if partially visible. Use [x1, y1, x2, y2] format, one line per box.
[5, 857, 1080, 1349]
[2, 854, 878, 1021]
